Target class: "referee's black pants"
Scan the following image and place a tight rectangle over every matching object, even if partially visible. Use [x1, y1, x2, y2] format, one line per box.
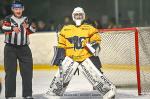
[4, 44, 33, 97]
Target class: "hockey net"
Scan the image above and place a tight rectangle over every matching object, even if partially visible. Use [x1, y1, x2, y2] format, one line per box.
[99, 27, 150, 95]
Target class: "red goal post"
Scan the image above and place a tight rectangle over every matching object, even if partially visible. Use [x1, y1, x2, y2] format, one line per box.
[99, 27, 141, 95]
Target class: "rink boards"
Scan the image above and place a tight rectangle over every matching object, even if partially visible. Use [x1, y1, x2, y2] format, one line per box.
[0, 32, 150, 86]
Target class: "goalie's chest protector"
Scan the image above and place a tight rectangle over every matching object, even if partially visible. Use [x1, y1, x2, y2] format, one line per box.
[60, 24, 96, 62]
[65, 25, 91, 48]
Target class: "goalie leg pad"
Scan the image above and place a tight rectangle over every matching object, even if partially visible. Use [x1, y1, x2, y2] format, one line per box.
[46, 56, 79, 96]
[79, 58, 116, 98]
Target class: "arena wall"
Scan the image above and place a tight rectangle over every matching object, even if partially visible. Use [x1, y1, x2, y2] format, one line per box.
[0, 28, 149, 71]
[0, 33, 58, 70]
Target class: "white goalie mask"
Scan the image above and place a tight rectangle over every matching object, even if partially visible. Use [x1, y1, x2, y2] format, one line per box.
[72, 7, 85, 26]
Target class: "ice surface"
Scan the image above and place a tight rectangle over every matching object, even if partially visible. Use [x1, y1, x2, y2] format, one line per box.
[0, 70, 150, 99]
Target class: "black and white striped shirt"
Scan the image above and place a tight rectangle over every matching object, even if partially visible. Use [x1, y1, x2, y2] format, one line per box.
[2, 15, 36, 45]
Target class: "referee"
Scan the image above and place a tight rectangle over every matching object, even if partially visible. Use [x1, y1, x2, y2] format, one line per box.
[2, 1, 35, 99]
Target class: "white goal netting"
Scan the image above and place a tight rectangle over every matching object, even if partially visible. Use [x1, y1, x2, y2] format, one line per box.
[99, 27, 150, 95]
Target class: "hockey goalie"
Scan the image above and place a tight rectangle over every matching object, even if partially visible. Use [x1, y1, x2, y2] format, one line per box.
[46, 7, 116, 99]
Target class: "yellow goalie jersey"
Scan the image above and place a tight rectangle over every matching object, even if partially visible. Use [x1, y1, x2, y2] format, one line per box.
[58, 24, 101, 62]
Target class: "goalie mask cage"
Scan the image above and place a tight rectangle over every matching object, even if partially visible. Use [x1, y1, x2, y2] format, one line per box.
[99, 27, 150, 95]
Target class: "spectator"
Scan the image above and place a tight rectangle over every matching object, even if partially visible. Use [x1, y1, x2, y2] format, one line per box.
[101, 15, 109, 28]
[37, 20, 48, 32]
[55, 16, 72, 33]
[49, 24, 55, 31]
[84, 16, 93, 25]
[108, 18, 117, 29]
[0, 19, 3, 34]
[48, 20, 56, 31]
[0, 0, 11, 18]
[31, 22, 37, 31]
[107, 17, 122, 28]
[93, 20, 102, 29]
[64, 16, 72, 25]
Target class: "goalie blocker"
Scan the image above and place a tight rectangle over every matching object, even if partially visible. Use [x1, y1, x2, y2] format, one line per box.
[46, 56, 116, 99]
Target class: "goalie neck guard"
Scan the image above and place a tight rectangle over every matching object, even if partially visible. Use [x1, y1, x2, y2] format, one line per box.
[72, 7, 85, 26]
